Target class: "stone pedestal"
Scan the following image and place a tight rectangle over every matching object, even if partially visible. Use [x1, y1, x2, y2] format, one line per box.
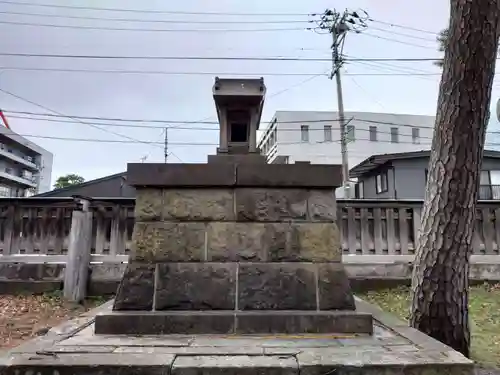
[94, 163, 373, 335]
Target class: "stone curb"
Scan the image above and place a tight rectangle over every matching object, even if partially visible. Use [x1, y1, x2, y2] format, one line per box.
[354, 296, 474, 362]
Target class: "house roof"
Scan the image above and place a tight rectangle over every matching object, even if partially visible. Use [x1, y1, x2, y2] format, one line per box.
[35, 171, 127, 197]
[349, 149, 500, 178]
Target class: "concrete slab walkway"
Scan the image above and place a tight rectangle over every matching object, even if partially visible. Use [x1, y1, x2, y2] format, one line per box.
[0, 298, 474, 375]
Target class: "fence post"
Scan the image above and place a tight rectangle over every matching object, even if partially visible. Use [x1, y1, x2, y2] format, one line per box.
[64, 196, 93, 303]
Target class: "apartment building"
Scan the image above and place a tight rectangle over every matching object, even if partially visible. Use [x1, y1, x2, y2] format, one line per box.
[0, 126, 52, 197]
[258, 111, 438, 168]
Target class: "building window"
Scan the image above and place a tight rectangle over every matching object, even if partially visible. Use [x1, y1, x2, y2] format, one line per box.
[0, 185, 10, 197]
[346, 125, 355, 142]
[369, 126, 377, 141]
[273, 129, 277, 143]
[324, 125, 332, 142]
[376, 171, 389, 194]
[412, 128, 420, 144]
[390, 127, 399, 143]
[301, 125, 309, 142]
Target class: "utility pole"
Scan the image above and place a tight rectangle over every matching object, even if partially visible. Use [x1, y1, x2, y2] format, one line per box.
[164, 127, 168, 163]
[318, 9, 368, 198]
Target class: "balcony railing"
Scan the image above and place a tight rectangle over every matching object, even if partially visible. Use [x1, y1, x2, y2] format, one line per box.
[0, 146, 39, 171]
[479, 185, 500, 200]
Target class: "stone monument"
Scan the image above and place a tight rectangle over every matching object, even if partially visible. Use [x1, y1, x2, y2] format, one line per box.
[94, 77, 373, 335]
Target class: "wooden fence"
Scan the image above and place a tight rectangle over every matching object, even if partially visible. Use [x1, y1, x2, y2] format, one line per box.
[0, 198, 499, 260]
[0, 197, 134, 262]
[0, 198, 500, 262]
[0, 197, 499, 299]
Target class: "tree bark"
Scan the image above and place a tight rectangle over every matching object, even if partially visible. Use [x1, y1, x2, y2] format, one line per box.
[410, 0, 500, 357]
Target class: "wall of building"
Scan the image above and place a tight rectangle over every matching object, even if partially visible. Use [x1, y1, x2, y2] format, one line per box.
[258, 111, 436, 168]
[0, 127, 53, 195]
[359, 156, 500, 199]
[359, 168, 396, 199]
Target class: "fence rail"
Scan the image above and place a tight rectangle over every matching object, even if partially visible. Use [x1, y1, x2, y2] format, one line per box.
[0, 198, 134, 259]
[0, 198, 499, 261]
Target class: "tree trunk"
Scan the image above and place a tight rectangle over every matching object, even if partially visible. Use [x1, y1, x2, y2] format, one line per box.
[410, 0, 500, 357]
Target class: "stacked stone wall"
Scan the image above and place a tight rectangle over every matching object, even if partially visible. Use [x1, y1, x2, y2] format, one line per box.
[114, 187, 355, 313]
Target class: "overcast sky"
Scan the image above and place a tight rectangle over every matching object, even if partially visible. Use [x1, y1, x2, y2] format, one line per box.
[0, 0, 498, 187]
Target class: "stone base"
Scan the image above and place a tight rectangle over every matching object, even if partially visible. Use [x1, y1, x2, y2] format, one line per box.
[113, 262, 355, 312]
[2, 299, 475, 375]
[94, 310, 373, 335]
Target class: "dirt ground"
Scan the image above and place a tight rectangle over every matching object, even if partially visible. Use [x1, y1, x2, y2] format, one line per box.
[0, 292, 105, 349]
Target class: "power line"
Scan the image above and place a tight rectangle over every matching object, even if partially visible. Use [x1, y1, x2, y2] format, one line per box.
[11, 111, 500, 135]
[0, 67, 331, 76]
[0, 87, 164, 148]
[1, 52, 475, 63]
[0, 19, 311, 32]
[368, 26, 436, 42]
[0, 10, 316, 24]
[0, 0, 312, 16]
[5, 114, 443, 139]
[0, 66, 448, 77]
[4, 111, 348, 125]
[347, 60, 440, 82]
[11, 132, 500, 148]
[0, 52, 332, 61]
[361, 32, 436, 50]
[369, 18, 439, 36]
[0, 52, 456, 63]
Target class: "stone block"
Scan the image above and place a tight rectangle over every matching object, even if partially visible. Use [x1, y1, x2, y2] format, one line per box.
[235, 311, 373, 334]
[94, 311, 235, 335]
[155, 263, 236, 310]
[135, 188, 163, 221]
[236, 164, 342, 188]
[307, 190, 337, 221]
[163, 189, 234, 221]
[317, 263, 356, 310]
[238, 263, 317, 310]
[130, 222, 206, 262]
[206, 222, 287, 262]
[5, 353, 175, 375]
[171, 355, 299, 375]
[127, 163, 236, 187]
[279, 223, 341, 262]
[235, 188, 307, 221]
[113, 263, 155, 311]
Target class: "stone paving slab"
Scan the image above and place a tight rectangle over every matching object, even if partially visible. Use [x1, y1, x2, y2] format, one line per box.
[0, 298, 475, 375]
[172, 355, 299, 375]
[3, 353, 175, 375]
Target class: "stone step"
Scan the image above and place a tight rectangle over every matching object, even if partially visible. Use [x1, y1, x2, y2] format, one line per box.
[94, 310, 373, 335]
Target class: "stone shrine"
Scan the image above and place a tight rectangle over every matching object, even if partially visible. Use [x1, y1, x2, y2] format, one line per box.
[94, 77, 372, 335]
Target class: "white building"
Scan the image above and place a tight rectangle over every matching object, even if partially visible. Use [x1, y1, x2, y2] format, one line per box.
[258, 111, 437, 169]
[0, 126, 53, 197]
